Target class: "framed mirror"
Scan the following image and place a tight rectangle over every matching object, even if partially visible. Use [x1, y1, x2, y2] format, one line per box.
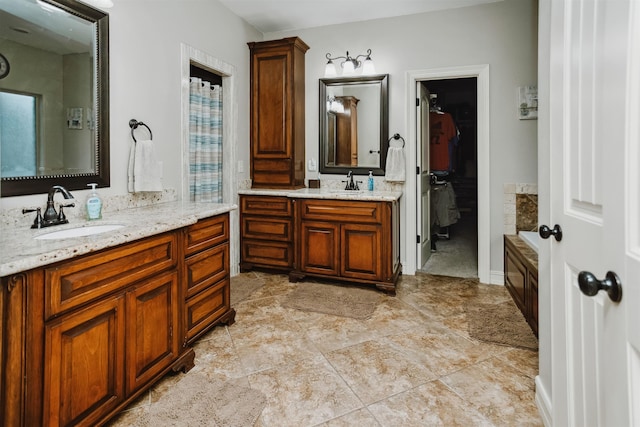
[319, 74, 388, 176]
[0, 0, 109, 197]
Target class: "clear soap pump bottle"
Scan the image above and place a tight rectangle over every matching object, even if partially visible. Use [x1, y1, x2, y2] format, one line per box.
[86, 183, 102, 220]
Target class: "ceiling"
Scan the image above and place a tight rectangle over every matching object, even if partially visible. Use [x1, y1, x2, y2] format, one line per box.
[217, 0, 503, 33]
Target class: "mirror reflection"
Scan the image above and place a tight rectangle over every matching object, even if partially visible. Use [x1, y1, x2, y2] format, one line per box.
[319, 74, 388, 175]
[0, 0, 109, 196]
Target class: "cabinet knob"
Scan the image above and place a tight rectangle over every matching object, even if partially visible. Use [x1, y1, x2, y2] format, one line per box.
[539, 224, 562, 241]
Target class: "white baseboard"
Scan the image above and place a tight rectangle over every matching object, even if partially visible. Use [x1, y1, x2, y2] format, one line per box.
[489, 269, 505, 285]
[535, 375, 552, 426]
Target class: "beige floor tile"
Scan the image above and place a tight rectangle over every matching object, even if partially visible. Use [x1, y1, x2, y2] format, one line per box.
[326, 340, 437, 405]
[368, 379, 494, 426]
[382, 328, 508, 377]
[440, 355, 543, 426]
[249, 354, 363, 426]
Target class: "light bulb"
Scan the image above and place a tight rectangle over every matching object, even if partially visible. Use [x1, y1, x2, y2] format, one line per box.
[362, 58, 376, 75]
[342, 60, 355, 75]
[324, 61, 337, 77]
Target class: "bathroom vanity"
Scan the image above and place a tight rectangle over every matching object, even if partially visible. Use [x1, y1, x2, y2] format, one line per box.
[239, 188, 402, 294]
[0, 202, 235, 426]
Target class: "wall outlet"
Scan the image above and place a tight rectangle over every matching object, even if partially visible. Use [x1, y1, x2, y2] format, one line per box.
[308, 159, 317, 171]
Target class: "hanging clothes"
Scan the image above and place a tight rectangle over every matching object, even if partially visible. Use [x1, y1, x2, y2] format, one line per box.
[189, 77, 223, 202]
[429, 111, 458, 172]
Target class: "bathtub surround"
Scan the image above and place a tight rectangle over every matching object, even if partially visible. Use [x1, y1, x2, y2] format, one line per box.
[503, 183, 538, 235]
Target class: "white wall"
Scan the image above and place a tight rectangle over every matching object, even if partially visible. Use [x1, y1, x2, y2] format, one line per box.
[266, 0, 538, 278]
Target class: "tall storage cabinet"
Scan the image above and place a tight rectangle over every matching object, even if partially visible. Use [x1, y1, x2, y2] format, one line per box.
[248, 37, 309, 189]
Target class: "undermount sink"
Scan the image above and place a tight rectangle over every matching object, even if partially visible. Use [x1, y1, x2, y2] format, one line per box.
[34, 224, 126, 240]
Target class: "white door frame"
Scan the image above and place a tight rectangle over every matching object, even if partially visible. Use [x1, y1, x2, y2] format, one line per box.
[404, 65, 490, 284]
[180, 43, 240, 276]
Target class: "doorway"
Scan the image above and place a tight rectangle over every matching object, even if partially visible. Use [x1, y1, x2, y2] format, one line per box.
[405, 65, 489, 283]
[420, 78, 478, 278]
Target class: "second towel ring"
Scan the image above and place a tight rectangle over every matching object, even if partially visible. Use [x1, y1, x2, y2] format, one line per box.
[388, 133, 405, 148]
[129, 119, 153, 143]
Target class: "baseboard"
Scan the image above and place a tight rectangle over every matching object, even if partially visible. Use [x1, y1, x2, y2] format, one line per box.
[535, 375, 552, 426]
[489, 269, 505, 285]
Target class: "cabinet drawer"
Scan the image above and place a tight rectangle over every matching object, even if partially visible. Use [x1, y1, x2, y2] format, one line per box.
[242, 240, 293, 268]
[185, 214, 229, 256]
[242, 216, 292, 242]
[300, 199, 381, 223]
[241, 195, 292, 217]
[185, 243, 229, 298]
[45, 233, 178, 319]
[252, 160, 293, 187]
[185, 278, 229, 342]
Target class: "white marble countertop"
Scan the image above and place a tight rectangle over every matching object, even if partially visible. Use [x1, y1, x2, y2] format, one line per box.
[0, 200, 236, 277]
[238, 187, 403, 202]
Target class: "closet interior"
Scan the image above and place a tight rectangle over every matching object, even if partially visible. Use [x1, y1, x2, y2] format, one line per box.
[422, 77, 478, 277]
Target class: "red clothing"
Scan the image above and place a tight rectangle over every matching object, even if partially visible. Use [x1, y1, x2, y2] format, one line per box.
[429, 112, 457, 171]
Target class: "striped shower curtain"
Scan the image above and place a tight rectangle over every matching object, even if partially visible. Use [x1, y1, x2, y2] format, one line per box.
[189, 77, 223, 202]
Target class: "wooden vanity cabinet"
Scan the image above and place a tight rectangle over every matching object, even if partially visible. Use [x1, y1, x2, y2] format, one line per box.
[504, 235, 538, 336]
[292, 199, 401, 294]
[240, 195, 294, 271]
[42, 232, 184, 426]
[183, 214, 235, 344]
[248, 37, 309, 189]
[0, 213, 233, 426]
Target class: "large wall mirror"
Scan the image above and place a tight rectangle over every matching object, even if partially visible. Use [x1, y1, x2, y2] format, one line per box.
[0, 0, 109, 197]
[319, 74, 388, 176]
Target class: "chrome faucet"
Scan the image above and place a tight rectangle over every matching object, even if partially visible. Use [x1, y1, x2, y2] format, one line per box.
[343, 171, 360, 191]
[23, 185, 75, 229]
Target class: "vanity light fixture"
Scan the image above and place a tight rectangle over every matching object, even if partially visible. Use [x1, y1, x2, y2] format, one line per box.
[324, 49, 375, 77]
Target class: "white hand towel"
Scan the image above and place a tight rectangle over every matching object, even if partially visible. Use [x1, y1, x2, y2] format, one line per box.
[384, 146, 405, 182]
[128, 139, 163, 192]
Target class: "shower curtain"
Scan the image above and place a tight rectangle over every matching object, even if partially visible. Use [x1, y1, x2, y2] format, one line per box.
[189, 77, 223, 202]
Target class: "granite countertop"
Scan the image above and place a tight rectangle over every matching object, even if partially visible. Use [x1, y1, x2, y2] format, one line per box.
[238, 187, 403, 202]
[505, 234, 538, 270]
[0, 201, 236, 277]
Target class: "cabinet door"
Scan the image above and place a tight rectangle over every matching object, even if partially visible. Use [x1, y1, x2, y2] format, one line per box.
[504, 244, 527, 314]
[44, 295, 125, 426]
[300, 221, 340, 276]
[125, 270, 180, 394]
[341, 224, 382, 280]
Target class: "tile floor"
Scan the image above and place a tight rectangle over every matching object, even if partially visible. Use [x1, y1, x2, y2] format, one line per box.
[110, 272, 542, 426]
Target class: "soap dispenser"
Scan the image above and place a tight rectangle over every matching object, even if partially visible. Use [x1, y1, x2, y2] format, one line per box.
[368, 171, 374, 191]
[86, 183, 102, 220]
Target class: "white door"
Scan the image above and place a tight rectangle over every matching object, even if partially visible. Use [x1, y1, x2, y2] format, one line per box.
[416, 82, 431, 267]
[544, 0, 640, 425]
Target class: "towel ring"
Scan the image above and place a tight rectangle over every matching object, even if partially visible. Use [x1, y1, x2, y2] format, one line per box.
[129, 119, 153, 143]
[388, 133, 405, 148]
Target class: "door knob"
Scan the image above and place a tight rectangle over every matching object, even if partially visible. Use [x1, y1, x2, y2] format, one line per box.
[539, 224, 563, 241]
[577, 271, 623, 302]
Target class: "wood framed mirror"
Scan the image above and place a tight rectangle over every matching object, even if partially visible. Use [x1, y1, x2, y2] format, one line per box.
[0, 0, 109, 197]
[319, 74, 388, 176]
